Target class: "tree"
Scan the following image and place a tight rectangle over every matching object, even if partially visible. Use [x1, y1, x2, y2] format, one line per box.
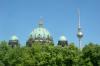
[82, 43, 100, 66]
[0, 41, 100, 66]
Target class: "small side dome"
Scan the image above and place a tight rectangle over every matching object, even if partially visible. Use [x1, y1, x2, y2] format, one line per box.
[11, 35, 18, 40]
[59, 36, 67, 41]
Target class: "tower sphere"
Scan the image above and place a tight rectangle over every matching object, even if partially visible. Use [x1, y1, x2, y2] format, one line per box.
[77, 31, 83, 39]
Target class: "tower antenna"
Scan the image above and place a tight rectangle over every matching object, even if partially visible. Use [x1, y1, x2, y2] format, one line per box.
[77, 8, 81, 29]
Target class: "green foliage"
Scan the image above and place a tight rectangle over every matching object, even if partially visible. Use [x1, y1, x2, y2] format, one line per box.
[0, 41, 100, 66]
[82, 43, 100, 66]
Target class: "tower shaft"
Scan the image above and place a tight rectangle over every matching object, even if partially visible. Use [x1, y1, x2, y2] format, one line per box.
[77, 9, 83, 49]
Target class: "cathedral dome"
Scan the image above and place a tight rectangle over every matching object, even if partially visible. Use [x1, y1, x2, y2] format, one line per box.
[30, 27, 51, 40]
[29, 18, 53, 42]
[59, 35, 67, 41]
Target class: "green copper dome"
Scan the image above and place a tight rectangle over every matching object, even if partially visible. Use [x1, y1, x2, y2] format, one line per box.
[29, 18, 53, 42]
[59, 35, 67, 41]
[30, 27, 51, 39]
[11, 35, 18, 40]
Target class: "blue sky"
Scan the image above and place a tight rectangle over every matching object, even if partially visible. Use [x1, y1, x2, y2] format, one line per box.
[0, 0, 100, 47]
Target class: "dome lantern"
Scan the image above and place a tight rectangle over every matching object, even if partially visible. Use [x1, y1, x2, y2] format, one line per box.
[38, 17, 44, 28]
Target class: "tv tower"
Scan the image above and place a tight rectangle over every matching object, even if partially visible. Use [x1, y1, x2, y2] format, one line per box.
[77, 9, 83, 49]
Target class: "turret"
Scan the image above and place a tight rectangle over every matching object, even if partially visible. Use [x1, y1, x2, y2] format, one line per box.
[8, 35, 19, 48]
[58, 35, 68, 47]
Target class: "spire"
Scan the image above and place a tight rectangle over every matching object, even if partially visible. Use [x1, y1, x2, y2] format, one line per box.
[38, 16, 44, 27]
[77, 8, 81, 29]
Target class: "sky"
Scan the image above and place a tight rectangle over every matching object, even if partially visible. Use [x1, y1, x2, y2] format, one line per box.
[0, 0, 100, 47]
